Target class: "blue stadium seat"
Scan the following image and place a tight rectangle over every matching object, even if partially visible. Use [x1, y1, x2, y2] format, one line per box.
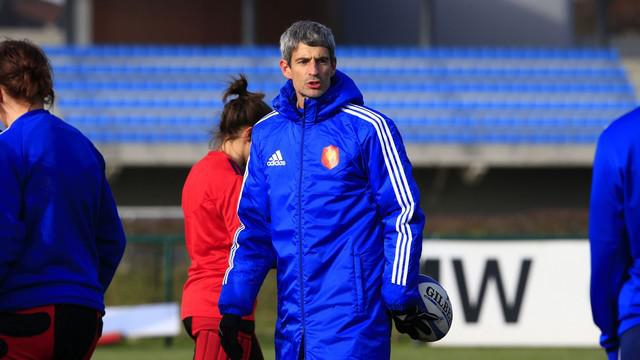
[44, 45, 638, 145]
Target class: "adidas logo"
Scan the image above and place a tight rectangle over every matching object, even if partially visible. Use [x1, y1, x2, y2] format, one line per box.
[267, 150, 286, 167]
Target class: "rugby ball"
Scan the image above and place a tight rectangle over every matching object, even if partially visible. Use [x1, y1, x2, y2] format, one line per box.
[414, 274, 453, 342]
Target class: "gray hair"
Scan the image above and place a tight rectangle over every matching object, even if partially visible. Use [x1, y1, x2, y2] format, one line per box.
[279, 20, 336, 64]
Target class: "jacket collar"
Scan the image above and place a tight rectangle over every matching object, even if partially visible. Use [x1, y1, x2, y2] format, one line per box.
[272, 70, 364, 124]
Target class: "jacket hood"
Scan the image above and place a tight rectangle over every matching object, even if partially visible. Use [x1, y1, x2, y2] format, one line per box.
[272, 70, 364, 122]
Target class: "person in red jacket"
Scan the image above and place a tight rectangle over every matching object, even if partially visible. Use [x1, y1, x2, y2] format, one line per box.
[181, 75, 272, 360]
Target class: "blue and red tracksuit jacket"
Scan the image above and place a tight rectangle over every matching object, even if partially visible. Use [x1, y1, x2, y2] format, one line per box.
[590, 106, 640, 359]
[219, 70, 425, 359]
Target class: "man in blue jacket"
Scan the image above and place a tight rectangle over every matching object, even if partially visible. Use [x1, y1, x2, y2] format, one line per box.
[590, 107, 640, 360]
[218, 21, 425, 359]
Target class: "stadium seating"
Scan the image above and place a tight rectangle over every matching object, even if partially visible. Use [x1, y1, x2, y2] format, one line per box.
[42, 45, 638, 166]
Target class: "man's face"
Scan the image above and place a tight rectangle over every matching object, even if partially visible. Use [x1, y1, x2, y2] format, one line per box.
[279, 43, 336, 108]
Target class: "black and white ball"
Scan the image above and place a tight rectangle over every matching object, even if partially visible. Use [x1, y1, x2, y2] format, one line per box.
[414, 274, 453, 342]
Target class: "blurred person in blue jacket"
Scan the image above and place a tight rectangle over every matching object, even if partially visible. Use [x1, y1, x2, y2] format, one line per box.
[590, 107, 640, 360]
[0, 39, 126, 359]
[218, 20, 426, 359]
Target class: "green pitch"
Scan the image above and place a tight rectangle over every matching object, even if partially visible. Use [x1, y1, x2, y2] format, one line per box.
[100, 263, 604, 360]
[92, 337, 603, 360]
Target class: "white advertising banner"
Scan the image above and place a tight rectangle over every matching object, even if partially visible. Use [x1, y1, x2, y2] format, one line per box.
[102, 302, 180, 338]
[422, 240, 599, 347]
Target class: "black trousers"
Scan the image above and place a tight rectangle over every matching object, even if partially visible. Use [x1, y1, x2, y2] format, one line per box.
[621, 323, 640, 360]
[0, 304, 102, 360]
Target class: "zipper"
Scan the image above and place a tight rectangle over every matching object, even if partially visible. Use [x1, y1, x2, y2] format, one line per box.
[297, 103, 307, 359]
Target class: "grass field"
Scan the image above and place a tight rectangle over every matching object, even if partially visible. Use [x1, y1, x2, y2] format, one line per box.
[100, 265, 605, 360]
[92, 336, 604, 360]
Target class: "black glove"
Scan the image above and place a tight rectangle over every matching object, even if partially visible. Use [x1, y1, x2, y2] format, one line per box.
[391, 306, 438, 341]
[218, 314, 255, 360]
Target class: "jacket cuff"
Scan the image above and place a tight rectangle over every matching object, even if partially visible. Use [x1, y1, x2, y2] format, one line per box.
[382, 283, 420, 312]
[218, 304, 250, 317]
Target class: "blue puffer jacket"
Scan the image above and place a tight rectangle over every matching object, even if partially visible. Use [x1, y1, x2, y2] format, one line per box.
[219, 70, 425, 359]
[590, 106, 640, 359]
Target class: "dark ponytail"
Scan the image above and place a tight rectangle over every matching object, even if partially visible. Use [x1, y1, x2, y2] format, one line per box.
[214, 74, 272, 148]
[0, 39, 55, 107]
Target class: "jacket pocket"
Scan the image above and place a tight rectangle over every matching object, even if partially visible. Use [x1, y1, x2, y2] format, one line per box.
[353, 254, 365, 315]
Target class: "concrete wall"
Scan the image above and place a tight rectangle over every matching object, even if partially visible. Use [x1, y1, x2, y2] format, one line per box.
[109, 166, 591, 210]
[334, 0, 423, 45]
[90, 0, 420, 46]
[92, 0, 242, 44]
[432, 0, 574, 46]
[92, 0, 336, 45]
[108, 166, 591, 236]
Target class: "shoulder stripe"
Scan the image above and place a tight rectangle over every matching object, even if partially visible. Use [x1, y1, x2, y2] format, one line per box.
[222, 152, 252, 285]
[346, 104, 415, 286]
[223, 223, 244, 285]
[254, 111, 279, 127]
[342, 104, 416, 286]
[0, 126, 14, 136]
